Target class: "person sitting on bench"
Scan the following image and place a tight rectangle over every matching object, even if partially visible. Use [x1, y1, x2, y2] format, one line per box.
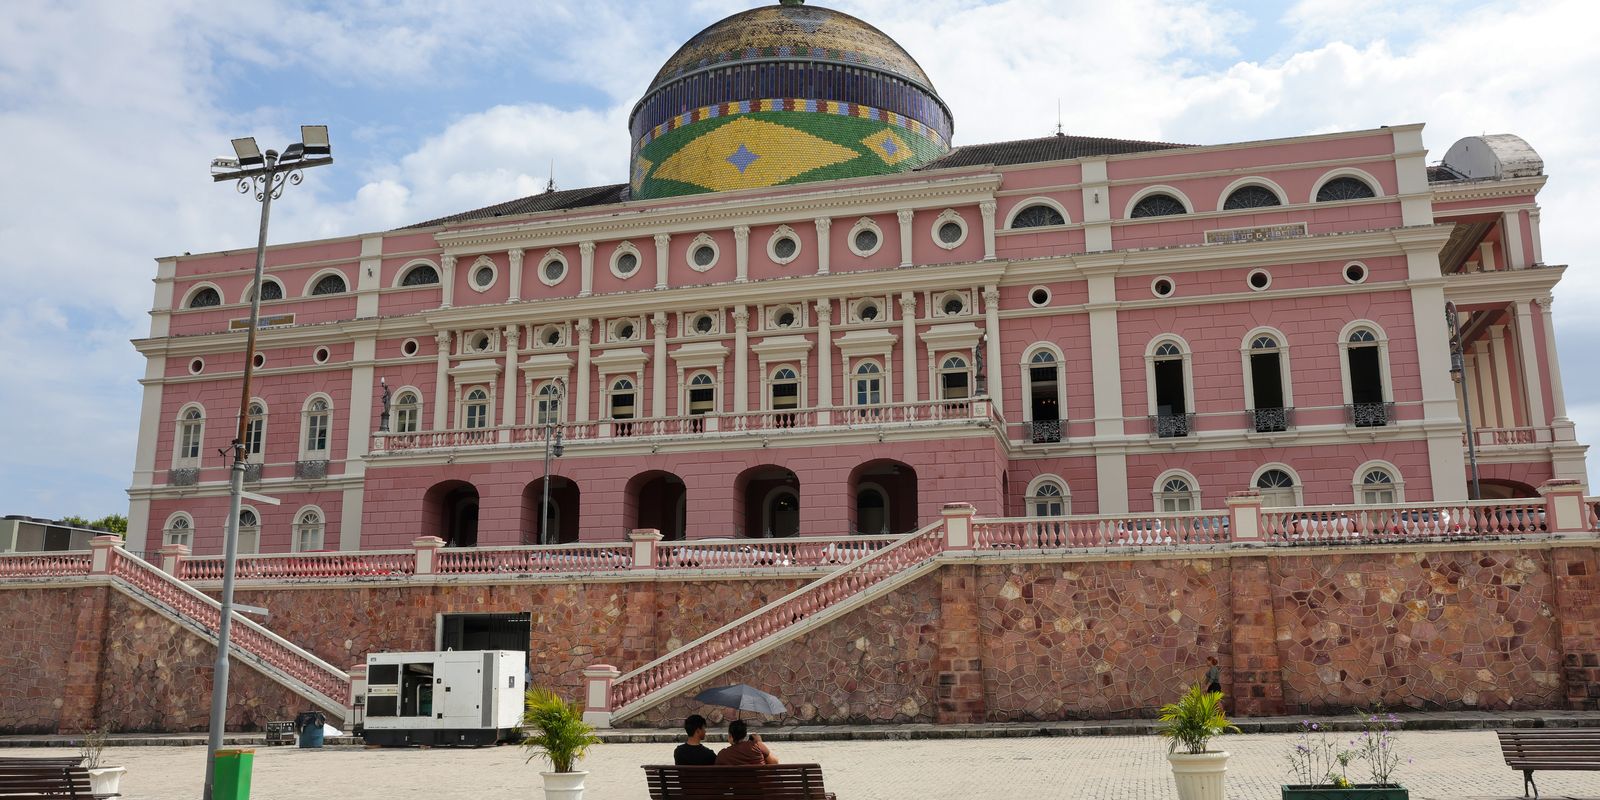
[674, 715, 717, 766]
[715, 720, 779, 765]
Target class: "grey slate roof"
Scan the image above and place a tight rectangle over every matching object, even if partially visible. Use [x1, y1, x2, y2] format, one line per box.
[1427, 164, 1465, 183]
[403, 184, 631, 230]
[919, 133, 1192, 170]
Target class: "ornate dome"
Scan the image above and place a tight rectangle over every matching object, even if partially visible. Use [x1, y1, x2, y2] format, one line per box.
[629, 0, 953, 200]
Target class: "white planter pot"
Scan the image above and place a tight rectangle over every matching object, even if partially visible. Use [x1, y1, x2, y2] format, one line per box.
[1168, 751, 1229, 800]
[87, 766, 126, 797]
[541, 770, 588, 800]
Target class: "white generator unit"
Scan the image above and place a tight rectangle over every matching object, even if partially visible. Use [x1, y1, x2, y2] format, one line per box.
[361, 650, 524, 746]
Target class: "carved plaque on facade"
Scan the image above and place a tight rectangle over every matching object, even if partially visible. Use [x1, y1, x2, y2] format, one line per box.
[1204, 222, 1309, 245]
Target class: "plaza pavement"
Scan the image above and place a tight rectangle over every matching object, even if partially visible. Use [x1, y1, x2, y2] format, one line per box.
[19, 728, 1600, 799]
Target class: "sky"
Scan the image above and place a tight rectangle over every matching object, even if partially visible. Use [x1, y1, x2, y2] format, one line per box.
[1, 0, 1597, 518]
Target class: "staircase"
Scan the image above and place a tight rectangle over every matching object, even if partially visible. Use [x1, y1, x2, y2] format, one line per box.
[608, 520, 949, 725]
[103, 547, 351, 721]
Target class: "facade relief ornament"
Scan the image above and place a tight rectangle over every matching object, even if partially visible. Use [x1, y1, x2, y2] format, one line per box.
[814, 217, 832, 233]
[652, 313, 668, 336]
[979, 201, 997, 220]
[814, 300, 833, 322]
[508, 248, 524, 269]
[575, 319, 593, 336]
[435, 331, 453, 347]
[733, 225, 751, 243]
[897, 209, 915, 226]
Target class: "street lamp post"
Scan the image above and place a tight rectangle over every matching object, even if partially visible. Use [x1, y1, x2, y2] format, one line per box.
[539, 379, 566, 545]
[1445, 302, 1483, 500]
[203, 127, 332, 800]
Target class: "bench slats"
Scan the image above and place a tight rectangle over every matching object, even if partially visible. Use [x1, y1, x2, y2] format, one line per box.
[645, 763, 832, 800]
[0, 765, 96, 799]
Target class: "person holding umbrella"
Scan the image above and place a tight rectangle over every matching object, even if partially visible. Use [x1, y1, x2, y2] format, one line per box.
[715, 719, 779, 766]
[692, 683, 786, 766]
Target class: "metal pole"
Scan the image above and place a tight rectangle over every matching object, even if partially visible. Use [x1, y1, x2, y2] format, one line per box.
[1446, 303, 1483, 500]
[202, 152, 276, 800]
[540, 423, 553, 546]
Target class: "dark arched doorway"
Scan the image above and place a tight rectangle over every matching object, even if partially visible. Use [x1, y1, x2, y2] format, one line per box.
[521, 477, 581, 544]
[1477, 478, 1539, 500]
[848, 460, 918, 535]
[423, 480, 480, 547]
[626, 470, 687, 541]
[735, 465, 800, 538]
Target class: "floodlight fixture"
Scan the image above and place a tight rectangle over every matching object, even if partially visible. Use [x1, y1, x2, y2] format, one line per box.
[301, 125, 331, 155]
[231, 137, 263, 166]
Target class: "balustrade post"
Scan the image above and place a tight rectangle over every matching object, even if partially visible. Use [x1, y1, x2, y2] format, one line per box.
[1538, 479, 1591, 534]
[89, 535, 121, 574]
[582, 664, 621, 728]
[159, 542, 191, 576]
[941, 502, 976, 551]
[629, 528, 662, 570]
[1226, 490, 1264, 542]
[412, 536, 446, 575]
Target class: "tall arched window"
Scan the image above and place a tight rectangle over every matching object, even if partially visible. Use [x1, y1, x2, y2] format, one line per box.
[395, 391, 421, 433]
[1028, 478, 1069, 517]
[938, 355, 971, 401]
[534, 383, 561, 426]
[1246, 333, 1289, 433]
[1359, 468, 1398, 505]
[1130, 193, 1187, 218]
[1156, 474, 1199, 513]
[294, 508, 325, 552]
[176, 406, 204, 465]
[163, 514, 193, 547]
[1344, 326, 1389, 427]
[311, 273, 348, 295]
[463, 388, 490, 429]
[1150, 340, 1190, 438]
[237, 509, 260, 555]
[1025, 349, 1062, 443]
[1223, 185, 1282, 210]
[1316, 177, 1376, 202]
[770, 367, 800, 427]
[853, 362, 884, 417]
[243, 402, 266, 457]
[1009, 204, 1066, 228]
[687, 372, 716, 432]
[609, 377, 637, 436]
[1254, 468, 1299, 508]
[302, 398, 331, 457]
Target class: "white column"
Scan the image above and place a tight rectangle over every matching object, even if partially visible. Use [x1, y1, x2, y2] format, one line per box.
[1085, 267, 1128, 513]
[816, 299, 833, 424]
[502, 325, 520, 427]
[1540, 295, 1568, 420]
[983, 285, 1003, 412]
[1405, 243, 1468, 502]
[814, 218, 831, 275]
[654, 234, 671, 290]
[1513, 299, 1547, 427]
[432, 331, 451, 430]
[897, 209, 914, 267]
[1478, 241, 1497, 272]
[899, 293, 918, 404]
[339, 333, 371, 549]
[575, 319, 593, 423]
[1503, 211, 1528, 269]
[979, 201, 997, 261]
[651, 313, 667, 418]
[734, 225, 750, 283]
[579, 241, 595, 297]
[1529, 208, 1545, 265]
[733, 306, 750, 412]
[1080, 160, 1112, 252]
[1489, 327, 1516, 427]
[439, 254, 456, 308]
[508, 248, 524, 302]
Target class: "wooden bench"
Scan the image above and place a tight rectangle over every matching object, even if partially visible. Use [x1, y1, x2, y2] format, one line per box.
[1498, 728, 1600, 798]
[0, 758, 85, 768]
[644, 763, 837, 799]
[0, 764, 100, 799]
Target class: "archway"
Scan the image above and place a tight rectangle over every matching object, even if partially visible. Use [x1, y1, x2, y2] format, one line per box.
[848, 460, 918, 535]
[735, 465, 800, 538]
[1476, 478, 1539, 500]
[423, 480, 480, 547]
[521, 477, 581, 544]
[626, 470, 687, 541]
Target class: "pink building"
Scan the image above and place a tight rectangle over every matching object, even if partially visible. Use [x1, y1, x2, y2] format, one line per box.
[125, 2, 1585, 558]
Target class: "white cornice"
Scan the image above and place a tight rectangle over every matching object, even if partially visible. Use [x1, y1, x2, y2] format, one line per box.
[1441, 266, 1564, 305]
[1431, 175, 1546, 203]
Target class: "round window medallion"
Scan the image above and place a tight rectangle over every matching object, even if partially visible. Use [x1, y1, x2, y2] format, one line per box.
[474, 334, 491, 351]
[693, 245, 716, 267]
[313, 347, 330, 364]
[938, 222, 963, 244]
[618, 322, 636, 341]
[616, 251, 638, 277]
[252, 353, 266, 369]
[1344, 262, 1368, 284]
[942, 296, 964, 315]
[401, 339, 419, 357]
[543, 258, 566, 283]
[473, 266, 493, 287]
[694, 315, 714, 334]
[1248, 269, 1271, 291]
[775, 309, 796, 328]
[854, 229, 879, 253]
[1029, 287, 1051, 307]
[189, 358, 204, 375]
[859, 303, 879, 322]
[1152, 277, 1175, 298]
[544, 328, 562, 346]
[774, 237, 797, 260]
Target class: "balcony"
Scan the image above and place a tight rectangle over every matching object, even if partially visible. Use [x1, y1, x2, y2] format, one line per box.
[1346, 402, 1395, 428]
[1149, 412, 1196, 439]
[371, 399, 998, 454]
[1465, 426, 1557, 447]
[1249, 407, 1294, 434]
[1027, 419, 1062, 444]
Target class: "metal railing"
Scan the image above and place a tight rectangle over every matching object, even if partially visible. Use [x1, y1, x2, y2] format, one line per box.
[1249, 406, 1294, 433]
[1346, 402, 1395, 428]
[1150, 412, 1196, 438]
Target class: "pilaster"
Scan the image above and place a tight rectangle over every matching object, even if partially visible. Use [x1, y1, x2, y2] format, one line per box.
[897, 209, 914, 267]
[979, 201, 997, 261]
[502, 325, 520, 428]
[575, 319, 594, 423]
[579, 241, 595, 297]
[355, 235, 382, 318]
[899, 293, 918, 404]
[654, 234, 671, 290]
[432, 331, 451, 431]
[439, 254, 456, 308]
[732, 306, 750, 412]
[651, 313, 668, 419]
[815, 299, 833, 424]
[734, 225, 750, 283]
[814, 218, 831, 275]
[508, 248, 524, 302]
[983, 285, 1003, 412]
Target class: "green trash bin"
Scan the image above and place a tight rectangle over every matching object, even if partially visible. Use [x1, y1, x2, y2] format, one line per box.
[213, 748, 254, 800]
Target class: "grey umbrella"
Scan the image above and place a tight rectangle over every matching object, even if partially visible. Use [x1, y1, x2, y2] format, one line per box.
[693, 684, 787, 716]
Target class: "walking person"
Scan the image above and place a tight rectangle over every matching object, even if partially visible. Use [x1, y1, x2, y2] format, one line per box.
[674, 715, 717, 765]
[1204, 656, 1223, 695]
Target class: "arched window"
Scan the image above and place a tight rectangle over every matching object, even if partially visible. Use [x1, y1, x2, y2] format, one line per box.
[854, 362, 884, 407]
[609, 378, 636, 420]
[1025, 348, 1062, 443]
[1223, 185, 1282, 210]
[248, 280, 284, 302]
[163, 514, 193, 547]
[294, 509, 325, 552]
[938, 355, 971, 401]
[463, 388, 490, 430]
[302, 398, 331, 457]
[176, 406, 204, 464]
[1316, 177, 1376, 202]
[187, 287, 221, 309]
[236, 508, 260, 555]
[1130, 193, 1187, 218]
[1254, 468, 1298, 508]
[1149, 339, 1191, 438]
[534, 383, 561, 426]
[243, 401, 266, 457]
[1343, 326, 1389, 427]
[311, 273, 348, 295]
[1010, 204, 1066, 228]
[1359, 468, 1397, 505]
[1028, 479, 1069, 517]
[1156, 474, 1199, 513]
[770, 367, 800, 423]
[395, 392, 421, 433]
[1245, 332, 1290, 433]
[687, 372, 716, 431]
[401, 264, 440, 286]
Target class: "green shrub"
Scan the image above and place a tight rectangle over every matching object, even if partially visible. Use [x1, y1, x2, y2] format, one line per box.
[1158, 684, 1240, 755]
[521, 688, 601, 773]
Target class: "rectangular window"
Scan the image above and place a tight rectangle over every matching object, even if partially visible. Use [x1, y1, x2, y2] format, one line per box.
[396, 405, 418, 433]
[306, 415, 328, 453]
[180, 422, 202, 460]
[244, 418, 264, 456]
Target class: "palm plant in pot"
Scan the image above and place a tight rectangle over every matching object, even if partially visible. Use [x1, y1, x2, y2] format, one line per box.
[1159, 684, 1240, 800]
[523, 688, 602, 800]
[78, 727, 126, 797]
[1282, 712, 1408, 799]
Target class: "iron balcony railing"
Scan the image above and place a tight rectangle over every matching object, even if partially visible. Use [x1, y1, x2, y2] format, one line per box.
[1149, 412, 1196, 439]
[1346, 402, 1395, 428]
[1249, 406, 1294, 433]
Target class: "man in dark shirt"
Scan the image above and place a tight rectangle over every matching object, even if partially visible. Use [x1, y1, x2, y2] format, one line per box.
[673, 714, 717, 766]
[715, 719, 778, 765]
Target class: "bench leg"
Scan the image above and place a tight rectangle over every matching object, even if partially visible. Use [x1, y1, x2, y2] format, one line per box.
[1524, 769, 1536, 799]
